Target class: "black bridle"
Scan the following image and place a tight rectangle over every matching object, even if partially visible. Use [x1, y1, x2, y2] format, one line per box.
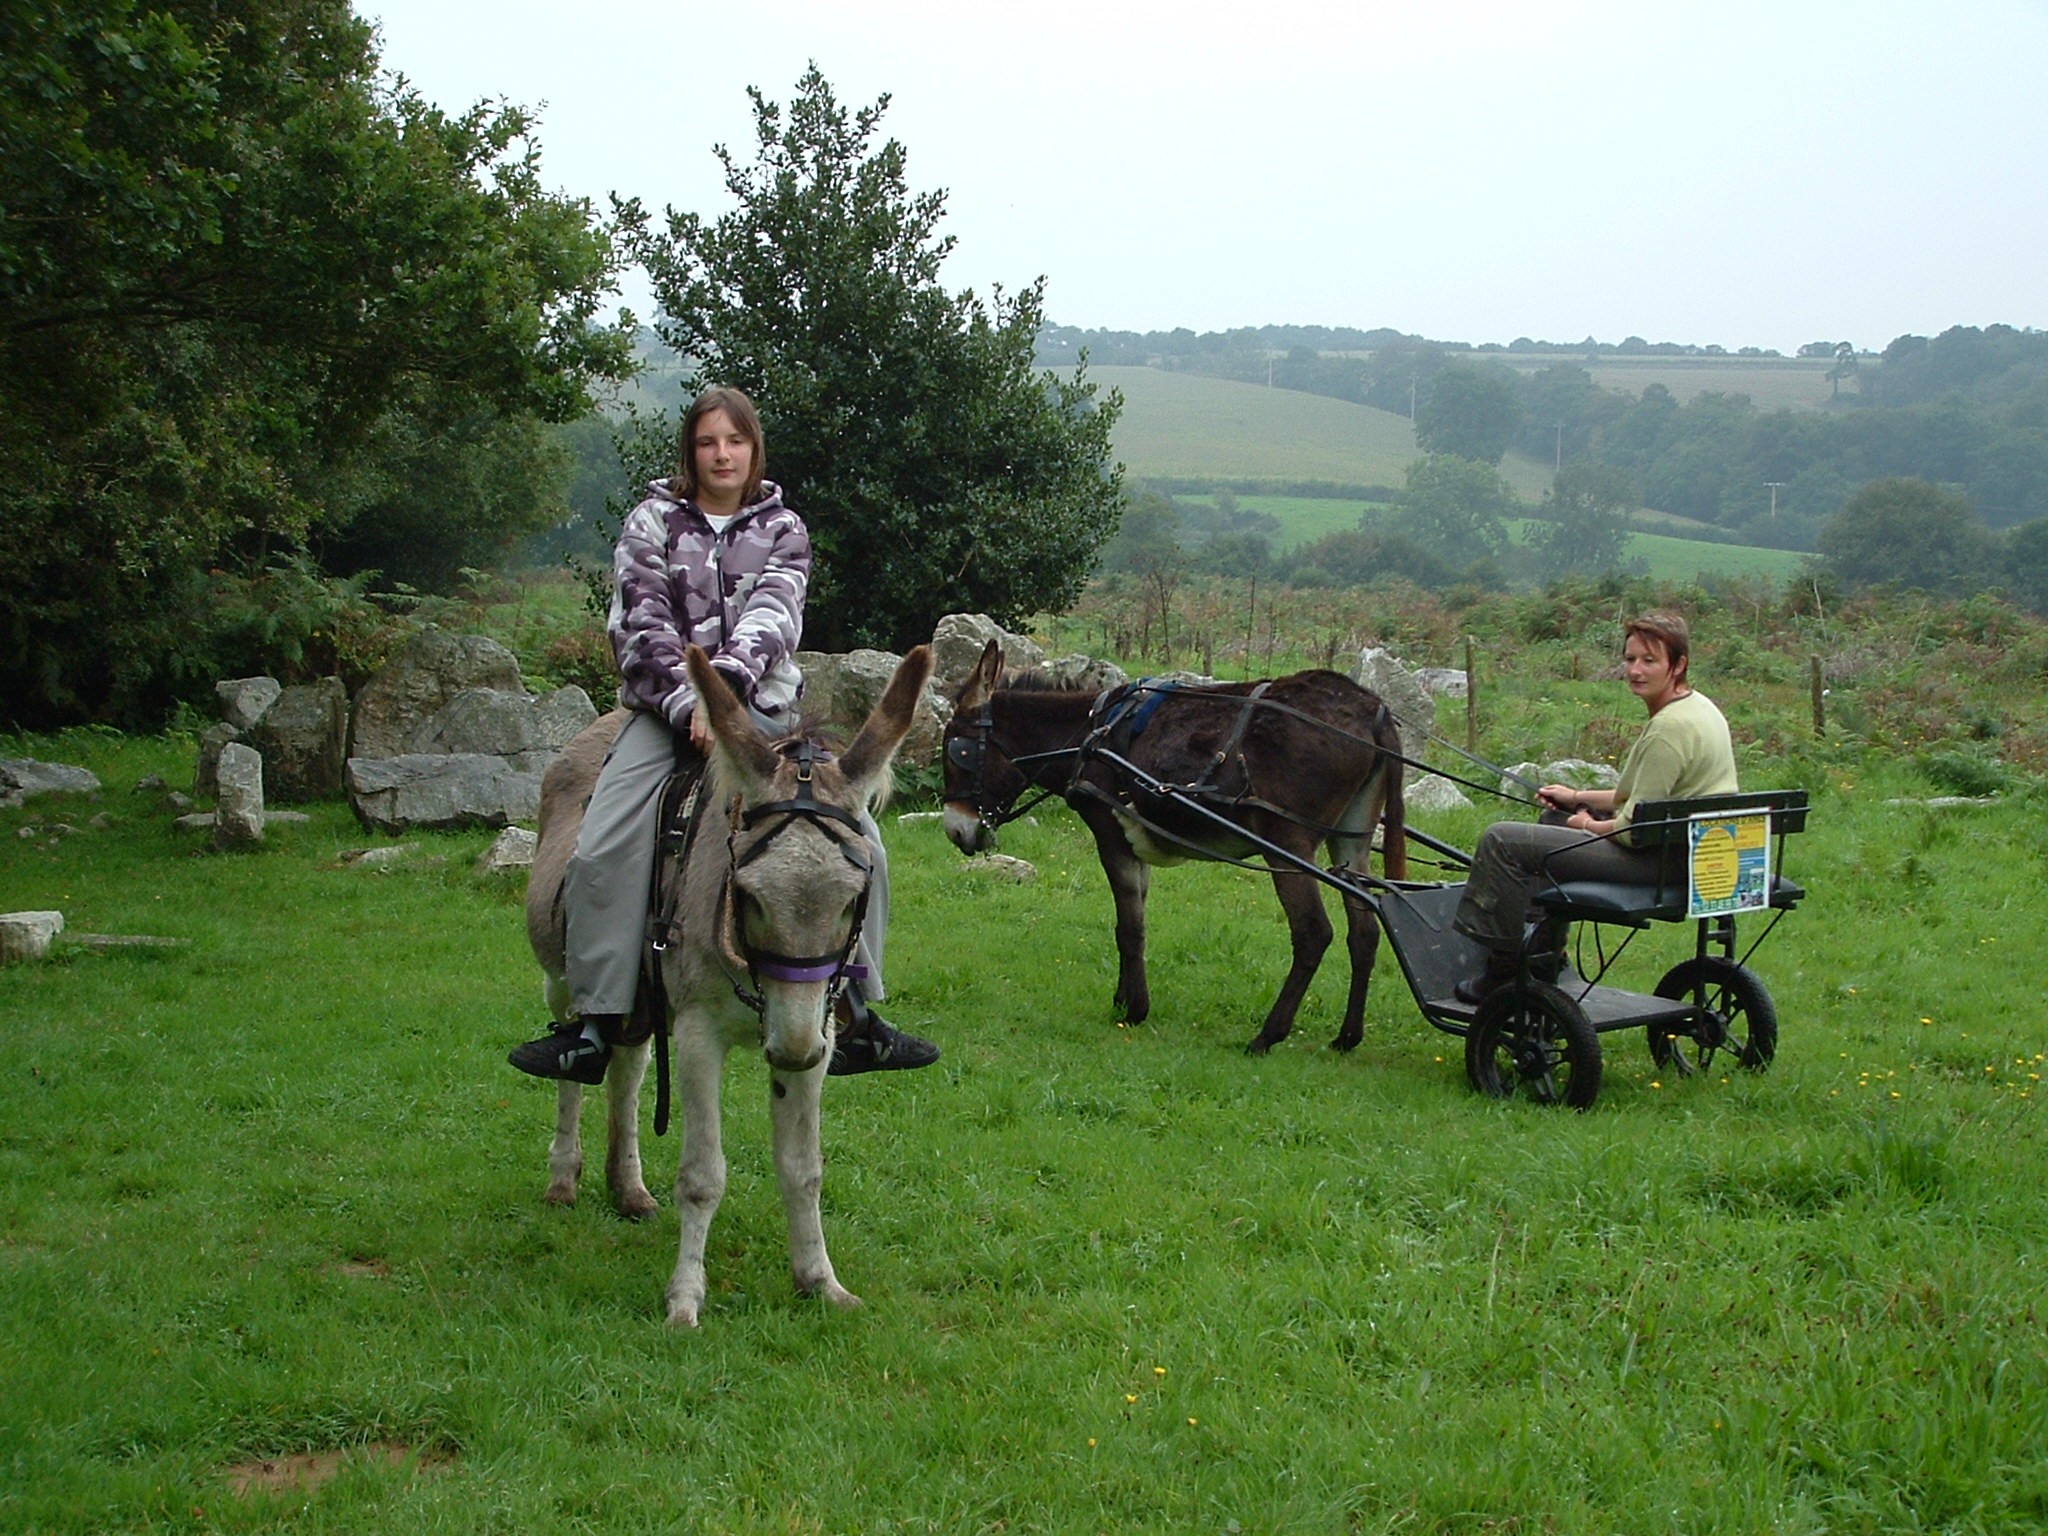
[719, 739, 874, 1017]
[943, 700, 1073, 833]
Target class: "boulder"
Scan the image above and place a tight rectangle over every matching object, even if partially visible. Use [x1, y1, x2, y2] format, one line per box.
[1414, 667, 1469, 699]
[959, 853, 1037, 883]
[1035, 654, 1127, 694]
[0, 911, 64, 965]
[348, 631, 524, 761]
[246, 678, 348, 800]
[475, 826, 540, 875]
[195, 721, 240, 799]
[212, 742, 266, 849]
[1352, 648, 1434, 762]
[1503, 758, 1619, 799]
[345, 753, 542, 832]
[0, 758, 101, 809]
[215, 675, 282, 730]
[400, 685, 597, 773]
[930, 613, 1044, 693]
[795, 649, 949, 770]
[1405, 773, 1474, 813]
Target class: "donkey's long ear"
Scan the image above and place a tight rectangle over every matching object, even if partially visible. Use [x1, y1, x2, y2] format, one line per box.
[840, 645, 935, 791]
[953, 638, 1003, 713]
[684, 646, 780, 786]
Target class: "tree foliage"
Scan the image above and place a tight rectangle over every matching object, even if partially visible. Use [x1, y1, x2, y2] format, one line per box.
[1816, 478, 2000, 595]
[624, 66, 1122, 652]
[1415, 364, 1521, 465]
[1529, 460, 1640, 583]
[1391, 455, 1514, 567]
[0, 0, 631, 725]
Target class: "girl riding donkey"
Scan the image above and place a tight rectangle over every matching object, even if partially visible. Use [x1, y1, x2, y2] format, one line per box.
[509, 386, 939, 1081]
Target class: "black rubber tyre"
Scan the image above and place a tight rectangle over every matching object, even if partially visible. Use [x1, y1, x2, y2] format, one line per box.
[1650, 956, 1778, 1075]
[1465, 980, 1602, 1110]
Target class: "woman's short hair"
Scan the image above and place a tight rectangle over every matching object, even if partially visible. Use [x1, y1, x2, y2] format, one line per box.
[676, 385, 767, 507]
[1624, 612, 1691, 679]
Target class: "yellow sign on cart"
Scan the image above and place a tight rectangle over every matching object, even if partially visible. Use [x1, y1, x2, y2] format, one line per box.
[1687, 812, 1771, 919]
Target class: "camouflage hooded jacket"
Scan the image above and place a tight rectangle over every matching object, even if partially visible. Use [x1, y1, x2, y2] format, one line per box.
[607, 479, 810, 729]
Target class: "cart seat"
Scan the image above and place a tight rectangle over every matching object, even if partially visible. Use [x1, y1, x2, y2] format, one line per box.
[1536, 874, 1805, 928]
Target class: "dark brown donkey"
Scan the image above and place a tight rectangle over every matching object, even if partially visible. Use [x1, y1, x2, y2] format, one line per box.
[943, 641, 1407, 1054]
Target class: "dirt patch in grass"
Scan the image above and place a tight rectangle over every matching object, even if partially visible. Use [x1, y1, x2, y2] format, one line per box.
[224, 1441, 449, 1496]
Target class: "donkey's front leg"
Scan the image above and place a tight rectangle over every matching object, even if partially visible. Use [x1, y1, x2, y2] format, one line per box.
[769, 1063, 860, 1311]
[545, 1083, 584, 1206]
[665, 1028, 729, 1329]
[604, 1038, 657, 1219]
[1082, 805, 1153, 1023]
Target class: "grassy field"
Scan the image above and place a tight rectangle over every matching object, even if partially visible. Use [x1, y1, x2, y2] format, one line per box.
[1166, 494, 1807, 583]
[1466, 353, 1842, 412]
[5, 648, 2047, 1533]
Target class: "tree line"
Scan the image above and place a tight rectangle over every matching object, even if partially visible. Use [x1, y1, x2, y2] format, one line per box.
[2, 9, 1121, 729]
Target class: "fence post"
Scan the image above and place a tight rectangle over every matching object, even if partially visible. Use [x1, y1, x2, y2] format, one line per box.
[1811, 655, 1825, 738]
[1465, 635, 1478, 753]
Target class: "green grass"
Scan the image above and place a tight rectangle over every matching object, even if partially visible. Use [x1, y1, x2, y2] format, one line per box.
[5, 704, 2048, 1531]
[1095, 365, 1423, 487]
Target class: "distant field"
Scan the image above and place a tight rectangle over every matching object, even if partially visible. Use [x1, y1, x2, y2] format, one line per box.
[1094, 366, 1420, 485]
[1470, 353, 1841, 411]
[1174, 498, 1806, 581]
[1099, 365, 1557, 498]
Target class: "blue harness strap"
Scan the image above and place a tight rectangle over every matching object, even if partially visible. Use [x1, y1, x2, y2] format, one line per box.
[1094, 678, 1180, 746]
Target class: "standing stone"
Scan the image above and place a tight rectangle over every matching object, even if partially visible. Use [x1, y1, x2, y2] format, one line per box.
[245, 678, 348, 800]
[196, 721, 241, 799]
[1353, 648, 1435, 763]
[213, 743, 266, 849]
[349, 631, 525, 760]
[215, 676, 283, 730]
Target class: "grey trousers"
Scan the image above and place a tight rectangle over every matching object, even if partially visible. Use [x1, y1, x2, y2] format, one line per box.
[1452, 812, 1668, 954]
[563, 709, 888, 1018]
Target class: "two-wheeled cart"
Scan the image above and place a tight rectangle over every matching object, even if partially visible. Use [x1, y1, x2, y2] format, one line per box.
[1076, 742, 1808, 1110]
[1371, 790, 1809, 1109]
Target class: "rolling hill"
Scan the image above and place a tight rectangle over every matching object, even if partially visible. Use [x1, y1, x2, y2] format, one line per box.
[1094, 365, 1556, 496]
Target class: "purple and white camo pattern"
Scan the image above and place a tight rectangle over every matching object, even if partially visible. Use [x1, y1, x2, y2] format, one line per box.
[608, 478, 811, 729]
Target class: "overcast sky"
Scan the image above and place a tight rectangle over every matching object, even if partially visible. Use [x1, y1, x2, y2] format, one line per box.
[366, 0, 2047, 355]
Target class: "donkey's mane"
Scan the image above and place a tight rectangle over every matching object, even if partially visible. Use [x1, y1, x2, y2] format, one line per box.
[1000, 669, 1095, 695]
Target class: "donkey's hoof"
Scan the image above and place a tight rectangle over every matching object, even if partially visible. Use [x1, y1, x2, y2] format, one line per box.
[614, 1186, 658, 1222]
[816, 1280, 863, 1312]
[665, 1292, 703, 1329]
[1328, 1029, 1363, 1053]
[543, 1178, 578, 1207]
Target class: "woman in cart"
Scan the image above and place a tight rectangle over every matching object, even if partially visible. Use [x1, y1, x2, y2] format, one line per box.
[1452, 612, 1737, 1003]
[507, 385, 939, 1082]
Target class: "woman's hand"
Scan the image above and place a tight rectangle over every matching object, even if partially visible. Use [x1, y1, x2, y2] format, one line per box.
[1536, 782, 1579, 814]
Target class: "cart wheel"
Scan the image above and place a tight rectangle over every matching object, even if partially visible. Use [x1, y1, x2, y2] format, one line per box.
[1650, 957, 1778, 1075]
[1465, 981, 1602, 1110]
